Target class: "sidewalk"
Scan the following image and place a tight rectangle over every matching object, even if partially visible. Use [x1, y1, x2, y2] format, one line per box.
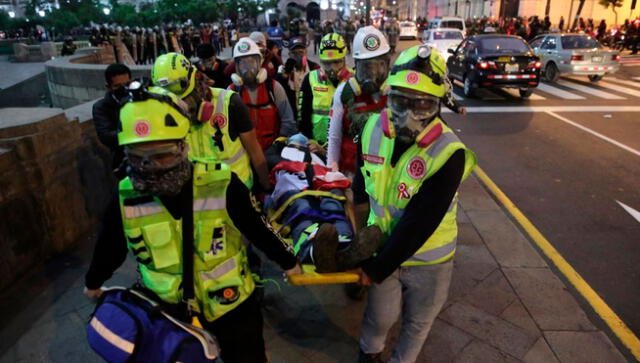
[0, 172, 629, 362]
[0, 56, 45, 90]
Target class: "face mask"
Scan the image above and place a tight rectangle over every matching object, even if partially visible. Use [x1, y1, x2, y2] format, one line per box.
[129, 159, 192, 196]
[321, 60, 345, 82]
[236, 55, 261, 86]
[355, 57, 389, 94]
[126, 142, 192, 196]
[388, 90, 440, 144]
[111, 86, 129, 105]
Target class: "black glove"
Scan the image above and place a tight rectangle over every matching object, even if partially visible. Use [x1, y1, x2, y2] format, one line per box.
[284, 58, 296, 73]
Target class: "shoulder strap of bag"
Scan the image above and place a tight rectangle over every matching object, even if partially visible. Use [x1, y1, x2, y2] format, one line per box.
[180, 179, 197, 314]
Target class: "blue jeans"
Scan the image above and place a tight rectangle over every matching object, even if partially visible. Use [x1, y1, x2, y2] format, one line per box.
[359, 260, 454, 363]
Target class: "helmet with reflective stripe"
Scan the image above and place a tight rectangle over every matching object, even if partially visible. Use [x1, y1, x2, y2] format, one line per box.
[233, 37, 262, 60]
[352, 26, 390, 59]
[319, 33, 347, 60]
[387, 45, 447, 98]
[151, 53, 196, 98]
[118, 84, 190, 146]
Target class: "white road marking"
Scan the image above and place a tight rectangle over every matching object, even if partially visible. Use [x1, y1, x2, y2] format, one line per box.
[545, 111, 640, 157]
[616, 201, 640, 224]
[595, 81, 640, 97]
[500, 88, 547, 100]
[556, 80, 626, 99]
[606, 77, 640, 89]
[536, 83, 586, 99]
[442, 106, 640, 113]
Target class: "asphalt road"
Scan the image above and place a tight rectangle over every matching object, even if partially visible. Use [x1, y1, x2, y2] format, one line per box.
[385, 38, 640, 355]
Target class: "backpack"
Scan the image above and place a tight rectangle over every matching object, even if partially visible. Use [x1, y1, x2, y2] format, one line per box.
[87, 287, 219, 363]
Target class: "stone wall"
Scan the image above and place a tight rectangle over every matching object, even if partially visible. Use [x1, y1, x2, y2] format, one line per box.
[12, 41, 92, 62]
[45, 47, 151, 109]
[0, 104, 114, 291]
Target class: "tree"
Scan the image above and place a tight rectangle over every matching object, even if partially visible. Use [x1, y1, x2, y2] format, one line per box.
[599, 0, 624, 26]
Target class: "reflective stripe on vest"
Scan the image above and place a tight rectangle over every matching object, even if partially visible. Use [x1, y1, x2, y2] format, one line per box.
[193, 197, 226, 211]
[361, 110, 476, 266]
[124, 202, 163, 219]
[200, 258, 236, 281]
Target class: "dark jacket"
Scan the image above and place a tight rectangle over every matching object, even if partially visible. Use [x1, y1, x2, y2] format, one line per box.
[92, 92, 125, 170]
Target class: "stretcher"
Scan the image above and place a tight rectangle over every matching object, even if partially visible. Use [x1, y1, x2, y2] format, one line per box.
[266, 189, 360, 286]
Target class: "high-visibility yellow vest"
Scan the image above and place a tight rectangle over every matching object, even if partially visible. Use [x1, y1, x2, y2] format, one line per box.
[119, 161, 255, 322]
[360, 110, 477, 266]
[306, 70, 336, 144]
[187, 87, 253, 188]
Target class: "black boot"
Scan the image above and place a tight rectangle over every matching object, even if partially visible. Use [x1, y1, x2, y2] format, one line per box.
[336, 225, 383, 271]
[358, 349, 384, 363]
[311, 223, 339, 273]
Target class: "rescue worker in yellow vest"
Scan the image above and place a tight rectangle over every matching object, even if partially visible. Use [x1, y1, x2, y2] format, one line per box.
[151, 52, 272, 191]
[83, 86, 301, 362]
[351, 45, 477, 363]
[298, 33, 353, 148]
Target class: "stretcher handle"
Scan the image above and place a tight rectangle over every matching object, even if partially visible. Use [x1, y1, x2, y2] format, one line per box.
[287, 272, 360, 286]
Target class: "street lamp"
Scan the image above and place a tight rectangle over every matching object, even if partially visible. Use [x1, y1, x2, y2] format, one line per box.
[38, 10, 46, 17]
[103, 8, 111, 16]
[8, 11, 15, 18]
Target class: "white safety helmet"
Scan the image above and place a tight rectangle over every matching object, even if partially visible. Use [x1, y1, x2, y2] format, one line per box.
[233, 37, 263, 60]
[352, 26, 390, 60]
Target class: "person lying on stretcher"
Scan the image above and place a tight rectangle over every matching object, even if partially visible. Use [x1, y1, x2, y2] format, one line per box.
[264, 134, 381, 273]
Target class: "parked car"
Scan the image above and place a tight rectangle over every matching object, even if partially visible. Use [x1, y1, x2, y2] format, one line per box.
[446, 34, 541, 98]
[420, 28, 464, 62]
[529, 33, 620, 82]
[399, 21, 418, 40]
[428, 16, 466, 36]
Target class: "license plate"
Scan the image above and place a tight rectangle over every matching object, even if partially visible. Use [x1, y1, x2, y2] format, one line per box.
[505, 63, 519, 73]
[591, 56, 603, 62]
[498, 56, 511, 62]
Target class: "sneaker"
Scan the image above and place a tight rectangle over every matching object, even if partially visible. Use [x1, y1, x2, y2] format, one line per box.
[311, 223, 339, 273]
[336, 225, 383, 271]
[358, 349, 384, 363]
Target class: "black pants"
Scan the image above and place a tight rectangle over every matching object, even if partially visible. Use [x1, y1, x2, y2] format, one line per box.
[201, 292, 266, 363]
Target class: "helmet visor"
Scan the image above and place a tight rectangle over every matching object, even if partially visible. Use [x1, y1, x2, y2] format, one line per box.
[125, 141, 187, 172]
[355, 57, 389, 86]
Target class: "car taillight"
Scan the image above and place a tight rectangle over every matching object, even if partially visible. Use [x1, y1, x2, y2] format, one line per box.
[528, 61, 542, 69]
[571, 55, 584, 61]
[612, 54, 621, 61]
[476, 61, 497, 70]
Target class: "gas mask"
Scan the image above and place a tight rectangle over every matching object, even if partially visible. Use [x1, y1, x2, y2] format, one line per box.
[126, 141, 192, 196]
[236, 55, 262, 87]
[290, 51, 308, 69]
[111, 85, 130, 105]
[355, 56, 389, 94]
[388, 89, 440, 144]
[321, 59, 346, 83]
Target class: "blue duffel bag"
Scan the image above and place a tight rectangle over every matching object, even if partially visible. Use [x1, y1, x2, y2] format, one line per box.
[87, 287, 219, 363]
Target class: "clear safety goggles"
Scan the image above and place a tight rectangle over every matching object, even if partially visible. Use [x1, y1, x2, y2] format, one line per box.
[125, 141, 187, 171]
[388, 89, 440, 117]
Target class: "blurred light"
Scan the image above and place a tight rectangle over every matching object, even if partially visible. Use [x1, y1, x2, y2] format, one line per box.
[103, 8, 110, 15]
[320, 0, 329, 10]
[8, 11, 15, 18]
[38, 10, 45, 17]
[331, 3, 337, 9]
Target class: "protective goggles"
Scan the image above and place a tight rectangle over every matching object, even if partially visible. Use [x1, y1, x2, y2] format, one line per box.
[125, 141, 187, 171]
[388, 89, 440, 116]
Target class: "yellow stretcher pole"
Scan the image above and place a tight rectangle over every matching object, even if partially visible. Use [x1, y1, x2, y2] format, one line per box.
[287, 272, 360, 286]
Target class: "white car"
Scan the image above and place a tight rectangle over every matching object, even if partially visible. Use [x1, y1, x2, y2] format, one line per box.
[399, 21, 418, 40]
[428, 16, 466, 36]
[420, 28, 465, 61]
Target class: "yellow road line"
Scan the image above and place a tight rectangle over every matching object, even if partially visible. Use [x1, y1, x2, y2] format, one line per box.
[473, 166, 640, 360]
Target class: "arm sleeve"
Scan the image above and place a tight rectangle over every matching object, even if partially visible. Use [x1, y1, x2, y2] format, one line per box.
[352, 141, 368, 204]
[227, 93, 254, 140]
[226, 173, 297, 270]
[92, 98, 119, 150]
[298, 74, 314, 140]
[326, 83, 346, 168]
[85, 193, 129, 289]
[273, 81, 298, 137]
[361, 149, 466, 283]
